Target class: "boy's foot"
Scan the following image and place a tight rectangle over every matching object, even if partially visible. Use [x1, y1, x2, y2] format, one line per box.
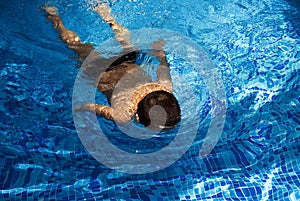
[43, 6, 58, 16]
[93, 4, 115, 24]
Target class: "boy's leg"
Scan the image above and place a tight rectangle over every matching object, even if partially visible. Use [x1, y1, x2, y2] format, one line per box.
[43, 6, 93, 59]
[93, 4, 133, 50]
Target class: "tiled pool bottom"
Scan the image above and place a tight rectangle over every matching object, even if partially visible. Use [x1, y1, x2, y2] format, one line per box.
[0, 125, 299, 201]
[1, 0, 300, 200]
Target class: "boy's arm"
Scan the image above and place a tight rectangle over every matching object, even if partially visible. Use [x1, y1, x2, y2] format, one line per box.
[151, 40, 173, 91]
[75, 103, 114, 120]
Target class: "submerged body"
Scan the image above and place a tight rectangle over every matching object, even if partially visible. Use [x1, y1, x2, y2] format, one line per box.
[43, 4, 180, 128]
[96, 51, 173, 123]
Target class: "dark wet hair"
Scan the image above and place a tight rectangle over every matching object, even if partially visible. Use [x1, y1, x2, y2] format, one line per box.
[137, 90, 181, 129]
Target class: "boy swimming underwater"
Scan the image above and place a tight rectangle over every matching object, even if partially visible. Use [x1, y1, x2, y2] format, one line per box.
[43, 4, 181, 129]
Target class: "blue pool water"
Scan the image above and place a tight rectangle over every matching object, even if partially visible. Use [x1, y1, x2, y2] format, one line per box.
[1, 0, 300, 200]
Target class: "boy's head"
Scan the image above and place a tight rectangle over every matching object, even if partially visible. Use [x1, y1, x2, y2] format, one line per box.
[137, 90, 181, 129]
